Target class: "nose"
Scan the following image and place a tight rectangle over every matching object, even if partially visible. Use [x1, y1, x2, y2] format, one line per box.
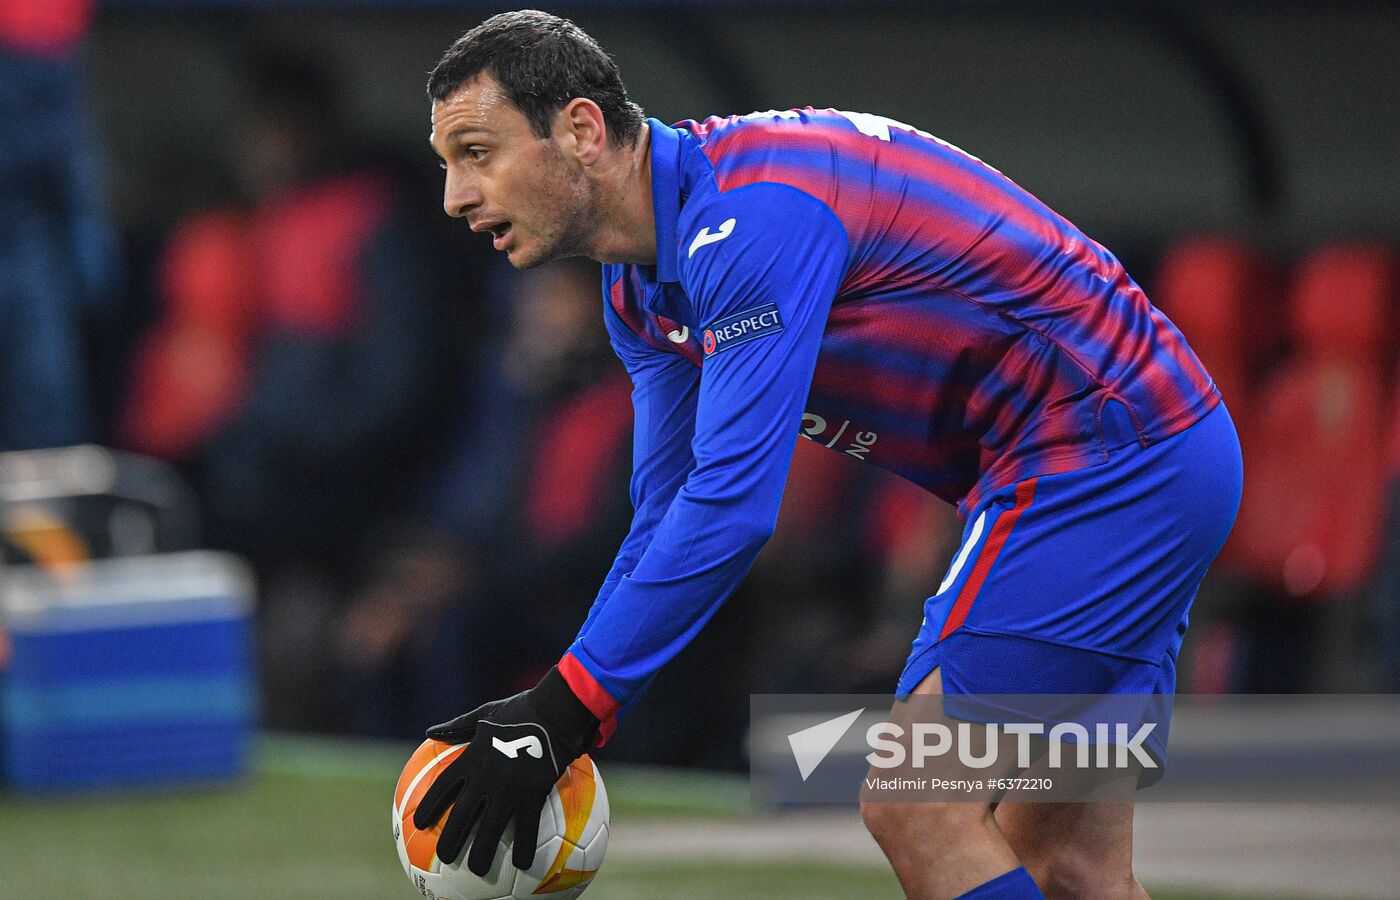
[442, 169, 482, 219]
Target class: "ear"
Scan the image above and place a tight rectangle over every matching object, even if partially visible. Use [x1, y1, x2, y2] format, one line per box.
[558, 98, 607, 166]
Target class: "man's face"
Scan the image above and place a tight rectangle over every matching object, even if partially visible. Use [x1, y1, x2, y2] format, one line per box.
[430, 75, 593, 269]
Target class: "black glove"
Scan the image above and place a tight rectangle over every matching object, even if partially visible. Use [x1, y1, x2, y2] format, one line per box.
[412, 666, 600, 876]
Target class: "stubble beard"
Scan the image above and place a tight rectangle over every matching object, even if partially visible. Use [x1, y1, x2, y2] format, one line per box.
[513, 149, 599, 270]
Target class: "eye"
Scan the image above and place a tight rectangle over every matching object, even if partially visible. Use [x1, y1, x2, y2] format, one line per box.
[465, 147, 488, 162]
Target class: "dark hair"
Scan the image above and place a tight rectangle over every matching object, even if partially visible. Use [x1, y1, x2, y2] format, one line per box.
[428, 10, 644, 147]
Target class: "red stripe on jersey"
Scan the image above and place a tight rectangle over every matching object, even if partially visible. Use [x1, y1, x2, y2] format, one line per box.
[559, 652, 620, 745]
[938, 477, 1038, 640]
[811, 356, 946, 413]
[703, 117, 1097, 260]
[609, 275, 671, 356]
[610, 272, 703, 366]
[669, 113, 1218, 515]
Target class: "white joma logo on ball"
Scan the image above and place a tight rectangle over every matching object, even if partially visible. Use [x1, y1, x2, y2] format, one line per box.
[492, 735, 544, 759]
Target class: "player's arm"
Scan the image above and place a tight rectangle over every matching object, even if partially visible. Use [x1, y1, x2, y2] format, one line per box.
[558, 182, 851, 726]
[412, 185, 848, 877]
[409, 274, 703, 876]
[572, 291, 701, 647]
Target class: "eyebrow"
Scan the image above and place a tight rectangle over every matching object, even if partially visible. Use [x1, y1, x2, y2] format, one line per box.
[445, 127, 490, 144]
[428, 125, 474, 157]
[432, 125, 490, 152]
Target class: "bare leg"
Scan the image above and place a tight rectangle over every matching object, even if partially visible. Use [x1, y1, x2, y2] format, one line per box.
[860, 668, 1026, 899]
[996, 788, 1148, 899]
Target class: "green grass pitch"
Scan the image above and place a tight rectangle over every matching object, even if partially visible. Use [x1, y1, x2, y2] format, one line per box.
[0, 735, 1286, 899]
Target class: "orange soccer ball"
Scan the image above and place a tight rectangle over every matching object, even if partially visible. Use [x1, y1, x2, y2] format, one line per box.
[392, 739, 610, 900]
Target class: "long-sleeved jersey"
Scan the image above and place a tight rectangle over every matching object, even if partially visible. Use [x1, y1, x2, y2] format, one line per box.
[558, 110, 1219, 736]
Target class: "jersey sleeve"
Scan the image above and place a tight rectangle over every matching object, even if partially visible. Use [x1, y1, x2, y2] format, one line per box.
[573, 283, 700, 643]
[560, 184, 850, 735]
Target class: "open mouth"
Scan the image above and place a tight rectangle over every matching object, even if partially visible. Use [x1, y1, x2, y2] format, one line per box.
[489, 222, 512, 250]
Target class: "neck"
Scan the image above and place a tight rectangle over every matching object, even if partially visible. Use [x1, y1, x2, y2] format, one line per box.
[586, 122, 657, 265]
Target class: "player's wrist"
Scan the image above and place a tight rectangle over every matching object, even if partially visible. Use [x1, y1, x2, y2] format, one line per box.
[532, 665, 600, 757]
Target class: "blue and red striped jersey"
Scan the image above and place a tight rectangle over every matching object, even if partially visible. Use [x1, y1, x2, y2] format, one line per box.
[560, 111, 1219, 727]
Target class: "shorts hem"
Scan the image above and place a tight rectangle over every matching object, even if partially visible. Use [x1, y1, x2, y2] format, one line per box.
[897, 627, 1174, 698]
[895, 629, 1178, 783]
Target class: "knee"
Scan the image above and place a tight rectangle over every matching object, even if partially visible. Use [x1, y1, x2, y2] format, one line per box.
[859, 799, 900, 846]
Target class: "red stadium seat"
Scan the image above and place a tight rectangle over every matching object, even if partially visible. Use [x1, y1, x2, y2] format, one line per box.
[1231, 243, 1398, 600]
[1154, 237, 1283, 574]
[1154, 236, 1282, 418]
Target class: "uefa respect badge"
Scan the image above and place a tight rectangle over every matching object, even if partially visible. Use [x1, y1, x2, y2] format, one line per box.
[702, 303, 784, 356]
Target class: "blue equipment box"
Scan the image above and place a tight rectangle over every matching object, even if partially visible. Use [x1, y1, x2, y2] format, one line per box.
[1, 551, 256, 791]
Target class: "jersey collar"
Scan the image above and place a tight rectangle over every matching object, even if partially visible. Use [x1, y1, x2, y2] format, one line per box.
[647, 118, 683, 284]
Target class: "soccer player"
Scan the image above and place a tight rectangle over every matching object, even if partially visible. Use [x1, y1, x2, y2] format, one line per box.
[412, 11, 1242, 899]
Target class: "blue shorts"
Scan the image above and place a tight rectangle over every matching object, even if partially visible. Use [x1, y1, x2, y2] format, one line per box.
[896, 400, 1242, 771]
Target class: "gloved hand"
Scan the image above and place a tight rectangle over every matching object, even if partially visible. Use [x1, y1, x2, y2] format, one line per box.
[411, 666, 600, 876]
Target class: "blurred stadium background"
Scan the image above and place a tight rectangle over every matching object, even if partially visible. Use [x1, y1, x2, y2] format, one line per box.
[2, 0, 1399, 897]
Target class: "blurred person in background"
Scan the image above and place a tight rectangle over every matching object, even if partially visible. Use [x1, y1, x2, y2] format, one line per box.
[334, 258, 634, 737]
[844, 474, 963, 693]
[197, 50, 446, 571]
[0, 0, 118, 451]
[120, 210, 256, 467]
[118, 49, 469, 731]
[741, 439, 868, 694]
